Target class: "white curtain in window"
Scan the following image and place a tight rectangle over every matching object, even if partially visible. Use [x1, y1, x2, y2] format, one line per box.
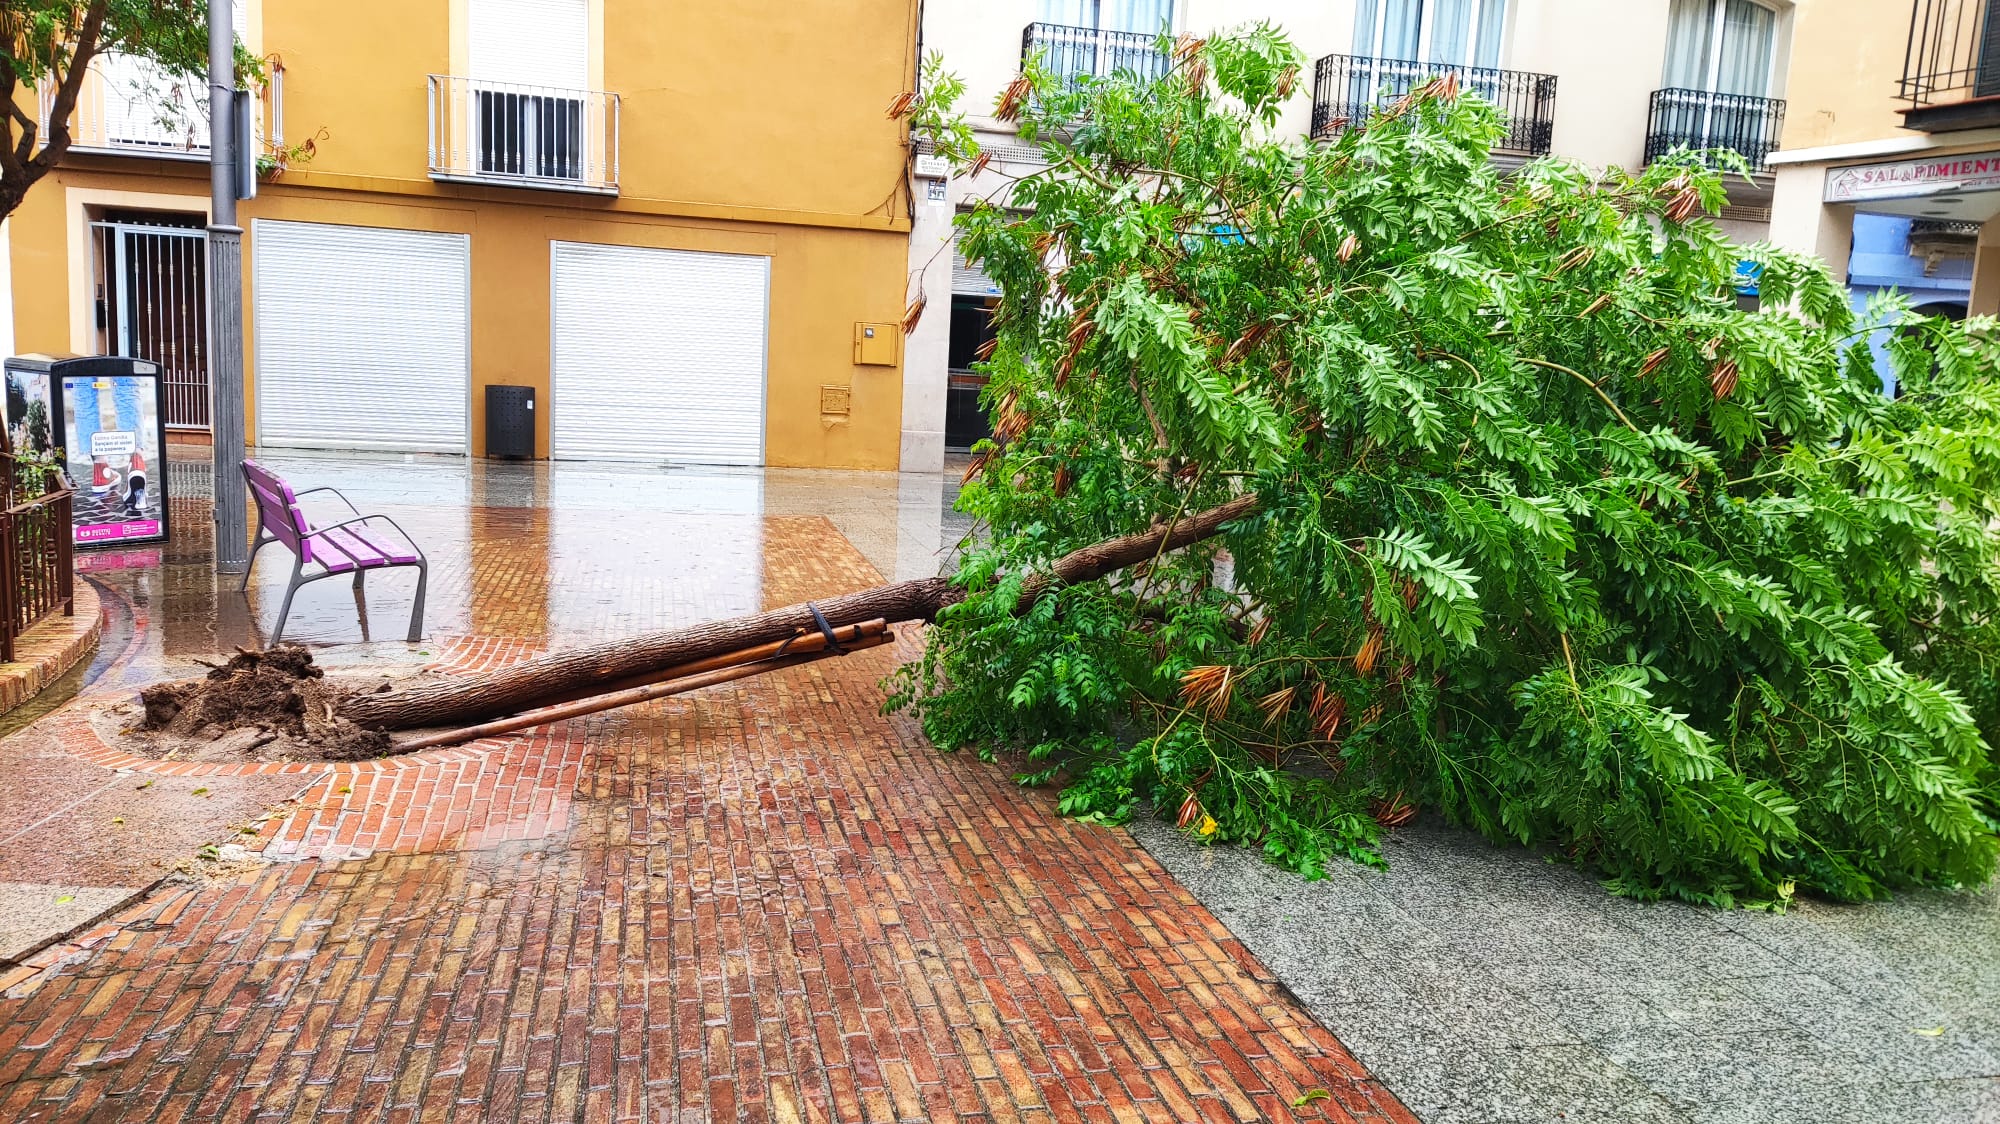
[1040, 0, 1172, 33]
[1038, 0, 1093, 26]
[1474, 0, 1506, 67]
[1354, 0, 1378, 56]
[1429, 0, 1472, 65]
[1662, 0, 1716, 88]
[1387, 0, 1422, 58]
[1714, 0, 1775, 96]
[1103, 0, 1173, 34]
[1354, 0, 1423, 59]
[1421, 0, 1506, 67]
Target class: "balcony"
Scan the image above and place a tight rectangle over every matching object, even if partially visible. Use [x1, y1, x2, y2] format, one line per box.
[1311, 54, 1557, 157]
[38, 53, 272, 160]
[1020, 23, 1171, 88]
[1899, 0, 2000, 131]
[427, 75, 619, 195]
[1644, 88, 1786, 170]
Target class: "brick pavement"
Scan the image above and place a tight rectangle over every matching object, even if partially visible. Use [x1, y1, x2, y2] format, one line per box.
[0, 582, 101, 717]
[0, 488, 1417, 1124]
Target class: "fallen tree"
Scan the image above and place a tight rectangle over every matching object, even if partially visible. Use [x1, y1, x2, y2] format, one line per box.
[333, 27, 2000, 908]
[876, 28, 2000, 906]
[336, 493, 1260, 731]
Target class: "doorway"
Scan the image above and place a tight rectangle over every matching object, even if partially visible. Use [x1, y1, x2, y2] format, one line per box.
[91, 210, 209, 431]
[945, 296, 998, 451]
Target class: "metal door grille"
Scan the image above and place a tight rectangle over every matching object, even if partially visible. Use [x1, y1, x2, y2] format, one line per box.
[91, 220, 210, 430]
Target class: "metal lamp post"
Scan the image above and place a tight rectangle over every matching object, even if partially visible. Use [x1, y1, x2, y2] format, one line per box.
[208, 0, 249, 573]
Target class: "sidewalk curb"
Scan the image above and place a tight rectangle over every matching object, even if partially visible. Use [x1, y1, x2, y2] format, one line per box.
[0, 876, 166, 992]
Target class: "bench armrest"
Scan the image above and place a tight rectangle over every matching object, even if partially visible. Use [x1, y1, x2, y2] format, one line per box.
[291, 486, 362, 517]
[302, 513, 426, 559]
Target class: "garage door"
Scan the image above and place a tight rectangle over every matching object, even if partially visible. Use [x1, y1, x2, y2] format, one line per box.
[253, 220, 470, 452]
[550, 241, 769, 464]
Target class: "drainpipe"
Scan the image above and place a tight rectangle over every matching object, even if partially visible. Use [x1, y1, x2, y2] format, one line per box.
[208, 0, 249, 574]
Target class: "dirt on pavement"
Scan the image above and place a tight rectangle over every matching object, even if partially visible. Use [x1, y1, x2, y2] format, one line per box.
[119, 646, 399, 762]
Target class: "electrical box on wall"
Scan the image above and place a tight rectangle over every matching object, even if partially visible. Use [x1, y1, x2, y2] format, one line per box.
[820, 385, 852, 416]
[853, 322, 899, 366]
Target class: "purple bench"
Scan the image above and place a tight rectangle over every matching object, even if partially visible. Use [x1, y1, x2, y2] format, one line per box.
[241, 460, 428, 644]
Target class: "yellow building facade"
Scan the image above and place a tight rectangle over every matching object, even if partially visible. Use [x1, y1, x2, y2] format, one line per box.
[8, 0, 918, 468]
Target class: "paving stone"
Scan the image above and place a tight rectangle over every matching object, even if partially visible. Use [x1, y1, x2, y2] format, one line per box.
[1136, 811, 2000, 1124]
[0, 883, 134, 963]
[1527, 984, 1681, 1042]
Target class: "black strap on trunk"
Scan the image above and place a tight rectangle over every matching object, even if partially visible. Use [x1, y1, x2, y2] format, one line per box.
[776, 602, 847, 656]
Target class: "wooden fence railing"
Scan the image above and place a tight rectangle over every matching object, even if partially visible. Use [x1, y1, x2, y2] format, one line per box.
[0, 454, 75, 664]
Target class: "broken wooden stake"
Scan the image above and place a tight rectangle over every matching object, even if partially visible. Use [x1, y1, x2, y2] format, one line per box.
[394, 630, 895, 752]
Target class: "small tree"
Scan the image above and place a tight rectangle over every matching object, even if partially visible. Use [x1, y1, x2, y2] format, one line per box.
[24, 395, 47, 452]
[1, 1, 250, 219]
[894, 28, 2000, 905]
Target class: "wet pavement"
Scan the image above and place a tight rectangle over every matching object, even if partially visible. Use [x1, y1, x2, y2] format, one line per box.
[0, 450, 1411, 1124]
[1137, 804, 2000, 1124]
[2, 448, 1994, 1124]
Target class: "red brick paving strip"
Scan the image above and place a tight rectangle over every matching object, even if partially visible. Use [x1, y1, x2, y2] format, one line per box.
[0, 642, 1414, 1123]
[0, 511, 1417, 1123]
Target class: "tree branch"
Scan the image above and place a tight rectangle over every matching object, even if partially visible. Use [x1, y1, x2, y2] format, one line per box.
[0, 64, 27, 184]
[26, 0, 110, 174]
[1523, 357, 1641, 433]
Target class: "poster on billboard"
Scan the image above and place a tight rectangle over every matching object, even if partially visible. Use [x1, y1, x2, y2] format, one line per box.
[61, 370, 170, 547]
[3, 364, 56, 460]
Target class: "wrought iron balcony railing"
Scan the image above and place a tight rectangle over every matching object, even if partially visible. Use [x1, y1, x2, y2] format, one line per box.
[1901, 0, 2000, 106]
[427, 75, 619, 194]
[38, 53, 273, 159]
[1021, 23, 1171, 87]
[1644, 88, 1786, 170]
[1899, 0, 2000, 130]
[1311, 54, 1557, 156]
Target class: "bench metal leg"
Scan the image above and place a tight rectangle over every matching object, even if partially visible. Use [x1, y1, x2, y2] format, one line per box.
[240, 529, 277, 592]
[406, 559, 427, 643]
[270, 559, 307, 647]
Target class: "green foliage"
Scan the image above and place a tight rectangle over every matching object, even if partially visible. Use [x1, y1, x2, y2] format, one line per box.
[2, 1, 241, 92]
[894, 25, 2000, 905]
[2, 1, 260, 217]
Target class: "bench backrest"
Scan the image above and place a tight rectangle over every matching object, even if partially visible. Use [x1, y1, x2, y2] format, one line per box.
[241, 459, 316, 565]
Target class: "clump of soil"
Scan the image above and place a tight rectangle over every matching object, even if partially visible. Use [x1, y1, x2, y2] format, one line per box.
[136, 645, 392, 761]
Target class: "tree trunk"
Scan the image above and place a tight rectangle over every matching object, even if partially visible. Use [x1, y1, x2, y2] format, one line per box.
[338, 493, 1261, 731]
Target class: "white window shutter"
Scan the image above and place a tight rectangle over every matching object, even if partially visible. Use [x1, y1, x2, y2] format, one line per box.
[470, 0, 590, 91]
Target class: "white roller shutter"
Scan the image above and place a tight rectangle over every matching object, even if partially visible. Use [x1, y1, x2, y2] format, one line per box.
[471, 0, 589, 89]
[952, 236, 1000, 297]
[253, 220, 469, 453]
[550, 242, 769, 465]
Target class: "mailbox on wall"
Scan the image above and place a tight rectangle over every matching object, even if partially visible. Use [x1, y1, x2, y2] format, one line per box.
[853, 322, 899, 366]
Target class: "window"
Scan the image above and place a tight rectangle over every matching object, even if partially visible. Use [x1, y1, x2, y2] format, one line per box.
[474, 91, 583, 180]
[1037, 0, 1174, 34]
[1653, 0, 1780, 165]
[1662, 0, 1776, 98]
[80, 0, 244, 151]
[468, 0, 589, 181]
[1029, 0, 1174, 84]
[1345, 0, 1509, 120]
[1352, 0, 1507, 68]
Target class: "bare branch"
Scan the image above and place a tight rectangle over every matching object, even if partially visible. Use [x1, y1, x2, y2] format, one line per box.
[0, 65, 27, 184]
[27, 0, 112, 174]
